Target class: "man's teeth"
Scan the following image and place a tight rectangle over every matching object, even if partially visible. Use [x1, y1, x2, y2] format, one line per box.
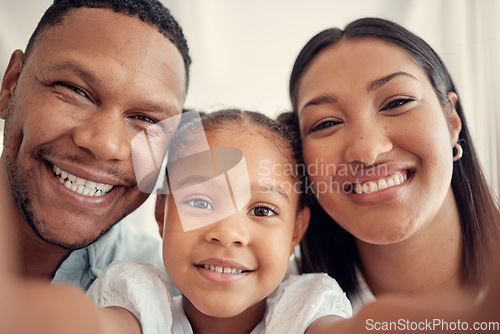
[53, 165, 113, 197]
[353, 172, 408, 194]
[203, 264, 243, 274]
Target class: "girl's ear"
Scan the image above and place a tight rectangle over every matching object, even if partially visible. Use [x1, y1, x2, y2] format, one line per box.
[290, 205, 310, 255]
[155, 194, 166, 238]
[0, 50, 23, 119]
[446, 92, 462, 146]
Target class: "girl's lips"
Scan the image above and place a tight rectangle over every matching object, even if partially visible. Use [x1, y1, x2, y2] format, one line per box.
[195, 258, 252, 272]
[196, 265, 251, 284]
[194, 258, 254, 284]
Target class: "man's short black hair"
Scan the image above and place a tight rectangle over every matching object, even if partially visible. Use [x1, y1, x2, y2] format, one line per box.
[24, 0, 191, 86]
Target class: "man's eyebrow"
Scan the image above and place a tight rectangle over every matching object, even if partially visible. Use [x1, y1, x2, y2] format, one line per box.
[367, 71, 418, 92]
[141, 101, 180, 118]
[47, 62, 179, 118]
[299, 93, 338, 116]
[46, 61, 100, 85]
[253, 182, 289, 201]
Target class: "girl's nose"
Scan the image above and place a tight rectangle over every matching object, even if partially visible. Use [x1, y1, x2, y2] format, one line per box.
[204, 215, 250, 248]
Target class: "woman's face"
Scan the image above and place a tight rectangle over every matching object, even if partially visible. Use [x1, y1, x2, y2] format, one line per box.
[296, 37, 461, 244]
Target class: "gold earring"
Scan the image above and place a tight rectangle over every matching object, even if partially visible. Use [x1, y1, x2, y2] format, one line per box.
[453, 143, 463, 161]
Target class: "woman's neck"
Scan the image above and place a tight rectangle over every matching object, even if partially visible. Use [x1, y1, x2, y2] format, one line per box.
[356, 187, 465, 298]
[183, 297, 266, 334]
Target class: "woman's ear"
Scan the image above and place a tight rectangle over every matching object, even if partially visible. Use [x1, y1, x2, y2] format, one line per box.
[0, 50, 23, 119]
[290, 205, 310, 255]
[155, 194, 166, 238]
[446, 92, 462, 146]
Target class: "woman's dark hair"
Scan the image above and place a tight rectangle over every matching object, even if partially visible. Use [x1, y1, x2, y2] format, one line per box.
[24, 0, 191, 88]
[287, 17, 500, 295]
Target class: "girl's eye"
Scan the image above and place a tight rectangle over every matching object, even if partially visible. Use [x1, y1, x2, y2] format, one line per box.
[310, 119, 342, 132]
[186, 198, 214, 211]
[248, 204, 279, 217]
[381, 97, 415, 110]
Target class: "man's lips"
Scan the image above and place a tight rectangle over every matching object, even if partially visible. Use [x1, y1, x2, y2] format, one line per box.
[51, 164, 116, 197]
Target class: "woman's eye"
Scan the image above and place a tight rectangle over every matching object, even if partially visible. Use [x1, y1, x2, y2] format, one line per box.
[311, 119, 341, 132]
[186, 198, 214, 211]
[249, 205, 278, 217]
[381, 97, 415, 110]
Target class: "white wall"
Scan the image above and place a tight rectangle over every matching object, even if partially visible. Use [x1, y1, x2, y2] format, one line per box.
[1, 0, 498, 235]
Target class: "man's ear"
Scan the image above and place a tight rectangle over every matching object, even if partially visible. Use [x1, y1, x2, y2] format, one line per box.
[155, 194, 166, 238]
[446, 92, 462, 146]
[0, 50, 23, 119]
[290, 205, 310, 255]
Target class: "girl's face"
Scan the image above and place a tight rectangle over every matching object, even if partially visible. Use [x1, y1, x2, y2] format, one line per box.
[156, 128, 309, 320]
[296, 38, 461, 245]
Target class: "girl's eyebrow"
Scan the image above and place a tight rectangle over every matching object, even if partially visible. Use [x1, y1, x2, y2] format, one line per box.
[253, 183, 289, 201]
[367, 71, 418, 92]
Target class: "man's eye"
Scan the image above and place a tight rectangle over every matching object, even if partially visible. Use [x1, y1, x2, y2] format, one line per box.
[56, 82, 88, 98]
[186, 198, 214, 211]
[311, 119, 341, 132]
[248, 205, 278, 217]
[381, 97, 415, 110]
[131, 115, 158, 124]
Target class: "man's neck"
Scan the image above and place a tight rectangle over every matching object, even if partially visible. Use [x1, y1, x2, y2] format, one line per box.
[356, 188, 465, 298]
[0, 161, 70, 281]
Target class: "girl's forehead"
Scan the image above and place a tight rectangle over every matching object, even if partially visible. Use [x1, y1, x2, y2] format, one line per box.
[209, 128, 292, 161]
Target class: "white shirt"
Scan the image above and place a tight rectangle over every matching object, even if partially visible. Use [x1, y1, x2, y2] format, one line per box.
[88, 261, 352, 333]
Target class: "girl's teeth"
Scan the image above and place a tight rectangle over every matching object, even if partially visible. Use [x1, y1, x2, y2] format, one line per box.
[53, 165, 113, 197]
[203, 264, 243, 274]
[353, 172, 409, 194]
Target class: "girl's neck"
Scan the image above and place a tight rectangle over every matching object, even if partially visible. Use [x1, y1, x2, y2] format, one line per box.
[356, 187, 465, 298]
[183, 297, 266, 334]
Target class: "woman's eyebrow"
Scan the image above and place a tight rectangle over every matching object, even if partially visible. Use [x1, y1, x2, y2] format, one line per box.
[299, 93, 337, 116]
[367, 71, 418, 92]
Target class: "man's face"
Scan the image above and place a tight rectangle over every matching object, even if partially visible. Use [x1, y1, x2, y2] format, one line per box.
[0, 8, 186, 249]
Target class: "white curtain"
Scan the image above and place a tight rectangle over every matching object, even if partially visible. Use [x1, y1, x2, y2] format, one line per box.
[403, 0, 500, 199]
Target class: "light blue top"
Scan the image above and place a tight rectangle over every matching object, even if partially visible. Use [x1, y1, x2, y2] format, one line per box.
[52, 222, 164, 291]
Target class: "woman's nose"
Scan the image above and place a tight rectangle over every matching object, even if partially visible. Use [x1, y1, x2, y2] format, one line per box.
[344, 121, 393, 165]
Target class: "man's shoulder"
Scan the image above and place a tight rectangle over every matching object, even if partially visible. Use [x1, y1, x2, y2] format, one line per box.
[89, 222, 163, 271]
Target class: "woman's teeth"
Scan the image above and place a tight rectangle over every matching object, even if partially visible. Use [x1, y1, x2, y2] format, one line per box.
[203, 264, 243, 274]
[353, 172, 408, 194]
[53, 165, 113, 197]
